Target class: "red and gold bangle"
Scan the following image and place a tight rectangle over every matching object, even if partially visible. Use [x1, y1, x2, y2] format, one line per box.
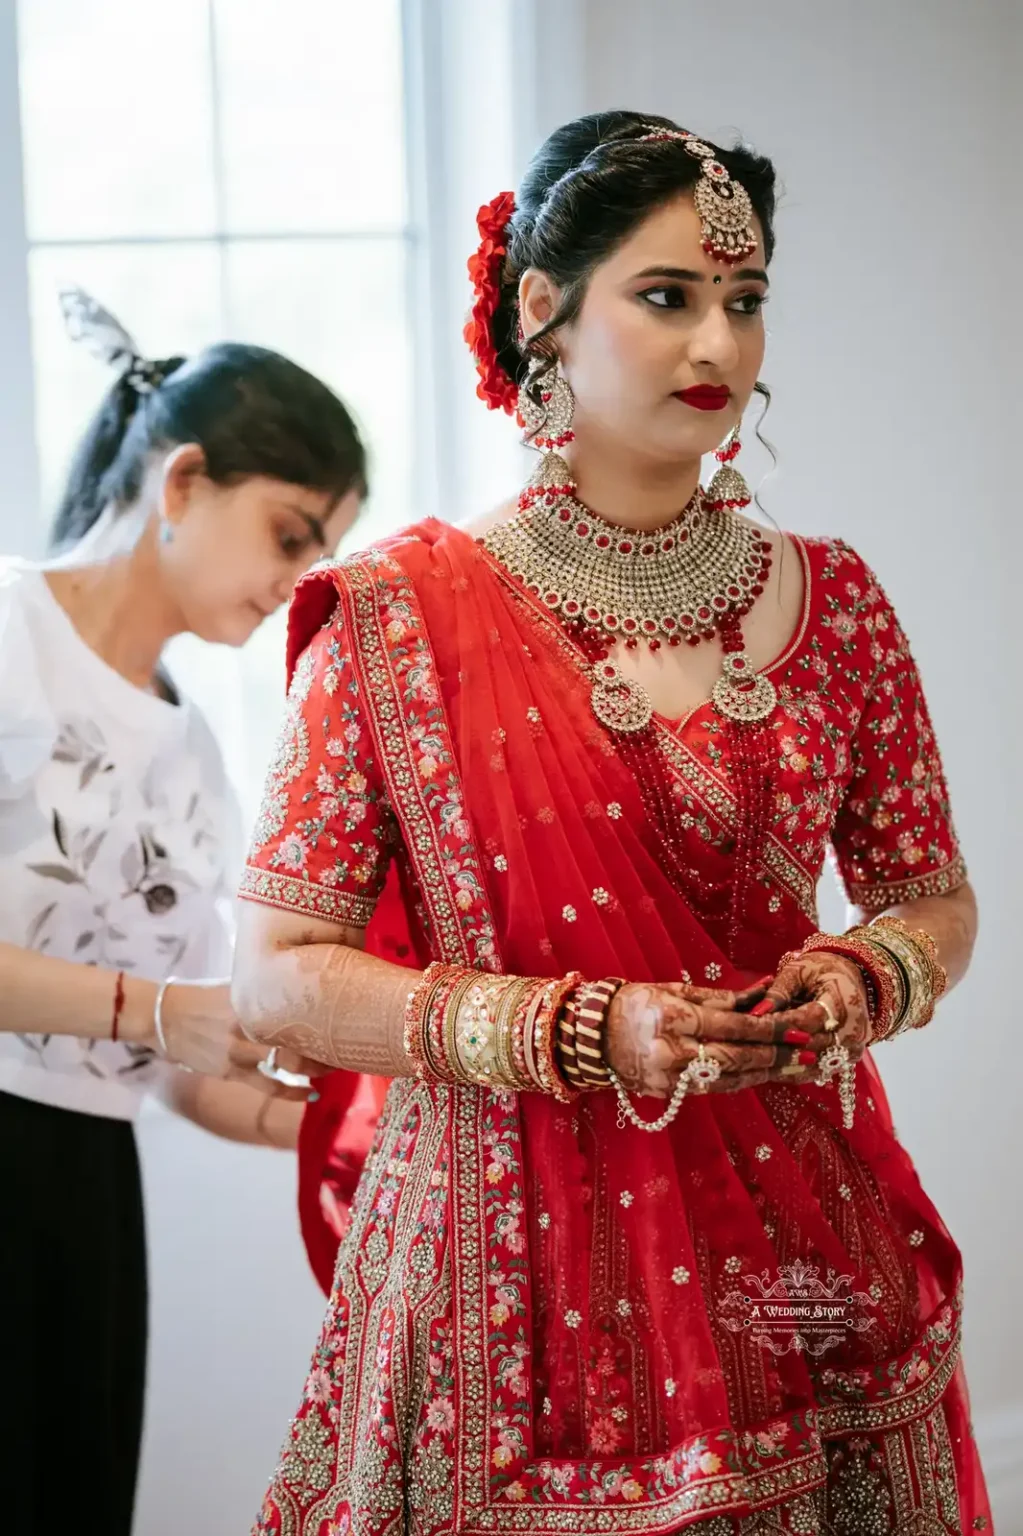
[573, 978, 623, 1088]
[529, 975, 582, 1102]
[556, 992, 588, 1092]
[403, 962, 457, 1080]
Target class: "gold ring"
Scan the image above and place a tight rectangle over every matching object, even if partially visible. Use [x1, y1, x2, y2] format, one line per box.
[820, 1000, 840, 1032]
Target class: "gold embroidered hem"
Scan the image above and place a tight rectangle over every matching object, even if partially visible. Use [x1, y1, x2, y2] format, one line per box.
[844, 855, 969, 913]
[238, 866, 376, 928]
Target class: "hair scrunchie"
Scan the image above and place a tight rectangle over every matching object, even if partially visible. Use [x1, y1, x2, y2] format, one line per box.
[462, 191, 520, 415]
[59, 285, 179, 395]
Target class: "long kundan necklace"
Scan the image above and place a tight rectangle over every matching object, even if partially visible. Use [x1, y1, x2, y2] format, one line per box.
[482, 363, 779, 955]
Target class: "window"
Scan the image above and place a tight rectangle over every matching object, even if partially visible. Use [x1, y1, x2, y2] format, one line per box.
[17, 0, 414, 827]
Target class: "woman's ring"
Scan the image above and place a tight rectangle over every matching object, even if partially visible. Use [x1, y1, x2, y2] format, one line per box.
[258, 1047, 312, 1090]
[258, 1047, 280, 1080]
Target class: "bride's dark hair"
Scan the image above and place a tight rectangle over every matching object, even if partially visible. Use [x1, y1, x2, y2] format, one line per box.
[490, 110, 778, 386]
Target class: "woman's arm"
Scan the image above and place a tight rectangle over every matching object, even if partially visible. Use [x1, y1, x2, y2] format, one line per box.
[0, 940, 157, 1043]
[852, 882, 977, 991]
[160, 1072, 305, 1149]
[0, 938, 318, 1088]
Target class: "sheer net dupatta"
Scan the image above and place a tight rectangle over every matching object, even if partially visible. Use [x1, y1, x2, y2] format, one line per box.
[273, 522, 970, 1530]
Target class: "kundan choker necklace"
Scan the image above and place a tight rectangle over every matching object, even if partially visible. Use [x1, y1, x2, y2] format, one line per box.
[483, 483, 778, 732]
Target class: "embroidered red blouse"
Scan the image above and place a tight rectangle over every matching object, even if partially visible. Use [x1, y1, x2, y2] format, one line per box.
[240, 532, 965, 947]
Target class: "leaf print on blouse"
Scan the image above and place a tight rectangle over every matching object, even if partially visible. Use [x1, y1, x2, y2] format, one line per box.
[25, 796, 196, 977]
[51, 718, 116, 791]
[120, 825, 200, 916]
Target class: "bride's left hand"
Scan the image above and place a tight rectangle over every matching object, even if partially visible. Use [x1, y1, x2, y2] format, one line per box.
[733, 952, 873, 1066]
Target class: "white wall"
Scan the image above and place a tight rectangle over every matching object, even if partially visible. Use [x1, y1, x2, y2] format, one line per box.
[529, 0, 1021, 1517]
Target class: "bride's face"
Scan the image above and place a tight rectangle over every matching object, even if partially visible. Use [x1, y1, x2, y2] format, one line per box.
[525, 193, 768, 465]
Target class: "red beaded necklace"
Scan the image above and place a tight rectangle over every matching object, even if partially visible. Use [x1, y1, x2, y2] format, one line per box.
[484, 481, 779, 955]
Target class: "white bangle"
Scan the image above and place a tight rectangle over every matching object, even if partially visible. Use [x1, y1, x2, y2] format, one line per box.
[153, 975, 195, 1072]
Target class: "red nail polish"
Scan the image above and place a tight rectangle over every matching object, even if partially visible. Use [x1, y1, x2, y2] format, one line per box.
[797, 1050, 817, 1065]
[750, 999, 775, 1017]
[783, 1028, 811, 1045]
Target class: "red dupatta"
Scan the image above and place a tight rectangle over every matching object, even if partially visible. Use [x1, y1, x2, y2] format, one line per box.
[264, 519, 987, 1534]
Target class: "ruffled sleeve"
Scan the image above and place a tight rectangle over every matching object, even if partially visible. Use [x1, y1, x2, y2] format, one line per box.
[239, 594, 396, 928]
[829, 564, 966, 911]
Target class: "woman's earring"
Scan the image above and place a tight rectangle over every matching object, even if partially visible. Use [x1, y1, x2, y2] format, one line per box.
[519, 357, 576, 505]
[706, 428, 752, 512]
[159, 516, 174, 545]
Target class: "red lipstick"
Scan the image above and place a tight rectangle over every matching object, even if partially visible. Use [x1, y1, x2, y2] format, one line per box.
[675, 385, 730, 411]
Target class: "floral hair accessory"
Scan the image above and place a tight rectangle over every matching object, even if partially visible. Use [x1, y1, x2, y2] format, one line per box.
[463, 190, 519, 415]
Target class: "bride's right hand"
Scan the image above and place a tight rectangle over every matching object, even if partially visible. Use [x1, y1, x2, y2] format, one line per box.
[157, 979, 323, 1098]
[604, 981, 818, 1099]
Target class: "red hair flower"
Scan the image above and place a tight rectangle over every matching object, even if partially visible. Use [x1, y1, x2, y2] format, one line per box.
[463, 190, 519, 415]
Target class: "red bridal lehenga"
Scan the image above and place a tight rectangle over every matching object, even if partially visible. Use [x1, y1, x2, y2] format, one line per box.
[240, 519, 992, 1535]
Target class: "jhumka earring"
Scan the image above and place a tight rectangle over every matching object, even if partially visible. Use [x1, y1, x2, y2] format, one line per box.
[706, 428, 752, 512]
[517, 356, 576, 505]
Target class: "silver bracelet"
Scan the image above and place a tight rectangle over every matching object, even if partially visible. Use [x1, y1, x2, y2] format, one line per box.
[153, 975, 195, 1072]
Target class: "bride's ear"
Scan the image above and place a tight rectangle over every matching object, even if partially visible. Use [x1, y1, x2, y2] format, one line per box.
[518, 269, 562, 341]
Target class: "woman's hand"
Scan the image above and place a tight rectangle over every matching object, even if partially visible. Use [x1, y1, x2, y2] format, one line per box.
[603, 982, 819, 1099]
[159, 979, 325, 1099]
[737, 952, 873, 1062]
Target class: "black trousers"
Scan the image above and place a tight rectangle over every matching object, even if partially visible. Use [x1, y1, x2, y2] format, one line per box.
[0, 1090, 148, 1534]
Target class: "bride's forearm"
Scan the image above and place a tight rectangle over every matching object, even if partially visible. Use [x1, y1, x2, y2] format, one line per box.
[862, 881, 977, 992]
[232, 933, 421, 1075]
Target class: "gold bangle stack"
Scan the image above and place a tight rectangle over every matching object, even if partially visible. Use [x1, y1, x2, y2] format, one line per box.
[849, 916, 948, 1038]
[403, 965, 584, 1098]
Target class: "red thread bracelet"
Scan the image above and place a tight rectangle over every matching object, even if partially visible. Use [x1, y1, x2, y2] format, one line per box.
[111, 970, 126, 1042]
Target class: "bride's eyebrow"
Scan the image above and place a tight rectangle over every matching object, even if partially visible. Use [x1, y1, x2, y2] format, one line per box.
[631, 265, 770, 286]
[632, 266, 706, 282]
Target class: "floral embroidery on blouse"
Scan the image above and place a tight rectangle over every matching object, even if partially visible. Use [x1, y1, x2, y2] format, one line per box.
[241, 604, 396, 928]
[669, 538, 965, 924]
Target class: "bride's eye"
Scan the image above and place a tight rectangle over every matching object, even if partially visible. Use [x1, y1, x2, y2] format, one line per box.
[640, 286, 686, 310]
[728, 293, 768, 317]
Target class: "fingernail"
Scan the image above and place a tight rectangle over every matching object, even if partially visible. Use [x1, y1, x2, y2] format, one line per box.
[308, 1091, 320, 1103]
[783, 1028, 811, 1045]
[797, 1050, 817, 1065]
[750, 999, 775, 1017]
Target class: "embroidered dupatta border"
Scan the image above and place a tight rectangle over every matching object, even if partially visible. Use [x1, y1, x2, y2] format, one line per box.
[304, 548, 964, 1534]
